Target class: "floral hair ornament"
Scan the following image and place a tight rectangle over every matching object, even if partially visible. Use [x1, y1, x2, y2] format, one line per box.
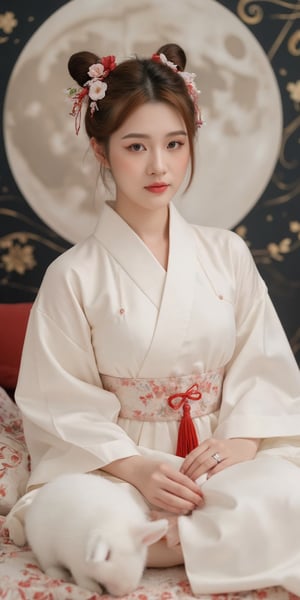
[151, 53, 203, 128]
[66, 55, 117, 135]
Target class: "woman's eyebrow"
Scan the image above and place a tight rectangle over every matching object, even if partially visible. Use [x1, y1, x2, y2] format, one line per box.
[122, 130, 187, 139]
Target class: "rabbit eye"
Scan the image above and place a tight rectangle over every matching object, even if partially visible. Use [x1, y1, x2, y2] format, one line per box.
[105, 550, 111, 561]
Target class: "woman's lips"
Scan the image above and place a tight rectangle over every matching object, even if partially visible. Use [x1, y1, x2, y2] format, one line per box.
[145, 183, 169, 194]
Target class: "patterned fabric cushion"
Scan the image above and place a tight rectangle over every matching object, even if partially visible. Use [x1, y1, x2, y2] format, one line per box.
[0, 387, 30, 515]
[0, 519, 292, 600]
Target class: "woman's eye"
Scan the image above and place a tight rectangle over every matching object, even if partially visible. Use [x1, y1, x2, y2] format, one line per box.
[128, 143, 145, 152]
[168, 140, 183, 150]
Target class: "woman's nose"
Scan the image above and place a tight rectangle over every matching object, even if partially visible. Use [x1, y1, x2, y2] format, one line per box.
[147, 151, 167, 176]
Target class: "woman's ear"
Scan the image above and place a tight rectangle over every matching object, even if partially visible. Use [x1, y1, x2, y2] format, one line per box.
[90, 138, 110, 168]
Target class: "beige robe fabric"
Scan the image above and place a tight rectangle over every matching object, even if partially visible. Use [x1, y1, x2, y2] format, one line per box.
[6, 202, 300, 595]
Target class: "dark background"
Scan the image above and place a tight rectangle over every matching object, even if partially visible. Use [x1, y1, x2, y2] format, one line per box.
[0, 0, 299, 363]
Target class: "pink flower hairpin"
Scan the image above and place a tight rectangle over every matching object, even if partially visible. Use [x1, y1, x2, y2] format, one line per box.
[151, 53, 203, 128]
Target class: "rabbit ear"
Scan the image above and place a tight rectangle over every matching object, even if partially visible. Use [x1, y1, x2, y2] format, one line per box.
[85, 530, 110, 563]
[133, 518, 169, 547]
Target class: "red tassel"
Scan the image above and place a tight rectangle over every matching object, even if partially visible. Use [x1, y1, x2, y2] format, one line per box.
[168, 384, 201, 458]
[175, 401, 199, 458]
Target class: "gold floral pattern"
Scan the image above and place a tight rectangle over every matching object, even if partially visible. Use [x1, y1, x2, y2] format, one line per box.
[1, 242, 36, 275]
[0, 11, 17, 34]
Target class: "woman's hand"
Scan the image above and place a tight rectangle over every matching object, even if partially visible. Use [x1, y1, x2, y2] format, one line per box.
[102, 456, 204, 514]
[180, 437, 260, 481]
[134, 459, 204, 514]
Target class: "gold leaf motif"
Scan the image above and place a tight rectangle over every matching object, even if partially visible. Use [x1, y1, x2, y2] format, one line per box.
[0, 11, 18, 34]
[288, 30, 300, 55]
[286, 80, 300, 103]
[278, 237, 292, 253]
[267, 242, 284, 261]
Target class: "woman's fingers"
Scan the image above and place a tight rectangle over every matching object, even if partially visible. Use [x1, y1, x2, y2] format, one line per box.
[151, 492, 195, 514]
[179, 437, 259, 481]
[161, 463, 203, 495]
[206, 457, 232, 478]
[182, 447, 226, 480]
[180, 441, 218, 477]
[157, 464, 204, 502]
[153, 485, 203, 514]
[148, 463, 204, 513]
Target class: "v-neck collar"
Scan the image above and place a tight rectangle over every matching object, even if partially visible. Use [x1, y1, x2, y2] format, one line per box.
[138, 203, 197, 376]
[94, 202, 166, 308]
[94, 202, 198, 375]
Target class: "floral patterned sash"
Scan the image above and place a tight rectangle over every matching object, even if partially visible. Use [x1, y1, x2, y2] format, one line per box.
[101, 370, 224, 422]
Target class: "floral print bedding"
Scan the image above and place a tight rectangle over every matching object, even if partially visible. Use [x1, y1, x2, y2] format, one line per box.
[0, 387, 299, 600]
[0, 522, 297, 600]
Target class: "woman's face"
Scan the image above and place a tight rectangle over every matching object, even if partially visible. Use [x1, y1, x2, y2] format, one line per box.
[94, 102, 190, 215]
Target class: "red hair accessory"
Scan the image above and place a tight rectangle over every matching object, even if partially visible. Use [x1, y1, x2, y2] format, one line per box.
[66, 55, 117, 135]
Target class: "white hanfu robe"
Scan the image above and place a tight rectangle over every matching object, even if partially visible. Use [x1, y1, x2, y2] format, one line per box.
[6, 201, 300, 595]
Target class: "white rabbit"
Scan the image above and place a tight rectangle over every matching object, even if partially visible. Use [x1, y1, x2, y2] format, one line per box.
[25, 472, 168, 596]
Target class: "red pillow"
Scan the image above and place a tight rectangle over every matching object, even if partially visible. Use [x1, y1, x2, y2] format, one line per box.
[0, 303, 32, 390]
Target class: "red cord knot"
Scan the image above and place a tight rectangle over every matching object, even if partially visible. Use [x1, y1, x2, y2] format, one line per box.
[167, 384, 201, 458]
[168, 383, 201, 410]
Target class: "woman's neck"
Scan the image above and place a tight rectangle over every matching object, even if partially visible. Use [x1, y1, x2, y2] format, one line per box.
[113, 201, 170, 270]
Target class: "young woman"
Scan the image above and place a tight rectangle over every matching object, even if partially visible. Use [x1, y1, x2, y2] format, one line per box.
[7, 43, 300, 595]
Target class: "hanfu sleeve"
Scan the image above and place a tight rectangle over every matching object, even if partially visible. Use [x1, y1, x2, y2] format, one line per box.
[15, 261, 140, 486]
[214, 233, 300, 441]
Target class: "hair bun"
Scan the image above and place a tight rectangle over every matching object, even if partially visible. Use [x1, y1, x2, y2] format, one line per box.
[156, 43, 186, 71]
[68, 51, 99, 87]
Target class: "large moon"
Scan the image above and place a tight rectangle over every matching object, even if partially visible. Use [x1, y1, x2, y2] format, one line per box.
[4, 0, 282, 243]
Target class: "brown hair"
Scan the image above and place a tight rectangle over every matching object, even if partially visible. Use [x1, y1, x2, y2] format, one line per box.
[68, 43, 198, 188]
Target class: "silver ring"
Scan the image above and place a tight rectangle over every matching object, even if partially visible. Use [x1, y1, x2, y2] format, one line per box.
[211, 452, 222, 464]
